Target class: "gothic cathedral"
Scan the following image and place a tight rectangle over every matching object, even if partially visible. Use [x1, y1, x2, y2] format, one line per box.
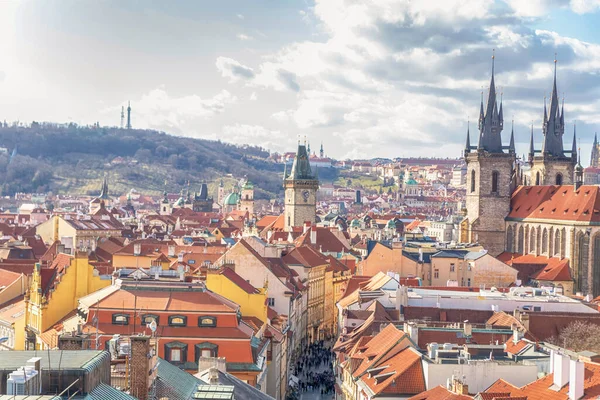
[284, 143, 319, 232]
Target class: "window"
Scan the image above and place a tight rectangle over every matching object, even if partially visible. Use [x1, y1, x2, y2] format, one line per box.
[491, 171, 499, 193]
[171, 348, 182, 362]
[112, 314, 129, 325]
[198, 316, 217, 327]
[141, 314, 159, 326]
[450, 263, 455, 272]
[195, 342, 219, 361]
[535, 172, 540, 185]
[267, 298, 275, 307]
[168, 315, 187, 327]
[470, 170, 476, 193]
[434, 269, 439, 279]
[287, 216, 291, 226]
[467, 278, 471, 287]
[556, 173, 563, 185]
[165, 342, 187, 363]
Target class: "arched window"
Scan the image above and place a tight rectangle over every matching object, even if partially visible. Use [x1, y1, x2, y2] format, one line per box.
[536, 172, 541, 185]
[577, 232, 590, 294]
[554, 229, 561, 257]
[198, 316, 217, 327]
[592, 235, 600, 296]
[195, 342, 219, 361]
[529, 227, 536, 254]
[542, 228, 548, 254]
[492, 171, 499, 194]
[470, 170, 476, 193]
[556, 173, 563, 185]
[525, 226, 530, 253]
[506, 225, 514, 253]
[168, 315, 187, 327]
[517, 226, 524, 254]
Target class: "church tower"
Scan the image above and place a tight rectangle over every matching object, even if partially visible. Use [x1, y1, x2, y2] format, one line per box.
[239, 180, 255, 215]
[462, 53, 516, 256]
[529, 58, 576, 185]
[284, 143, 319, 232]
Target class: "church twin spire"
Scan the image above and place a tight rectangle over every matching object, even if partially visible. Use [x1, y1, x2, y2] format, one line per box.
[541, 56, 567, 157]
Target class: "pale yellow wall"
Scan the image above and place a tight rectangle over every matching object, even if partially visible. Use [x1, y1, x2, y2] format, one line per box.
[430, 257, 467, 286]
[469, 255, 518, 288]
[13, 313, 25, 350]
[0, 274, 27, 306]
[206, 273, 268, 323]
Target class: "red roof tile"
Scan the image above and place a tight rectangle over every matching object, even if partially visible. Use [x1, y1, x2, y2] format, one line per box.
[509, 185, 600, 223]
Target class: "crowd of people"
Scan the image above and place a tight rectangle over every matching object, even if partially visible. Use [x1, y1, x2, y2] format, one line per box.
[289, 339, 336, 398]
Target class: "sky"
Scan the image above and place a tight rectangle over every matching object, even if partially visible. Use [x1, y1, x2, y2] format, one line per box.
[1, 0, 600, 162]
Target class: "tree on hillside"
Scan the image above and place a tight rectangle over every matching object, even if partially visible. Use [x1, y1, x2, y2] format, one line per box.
[548, 320, 600, 352]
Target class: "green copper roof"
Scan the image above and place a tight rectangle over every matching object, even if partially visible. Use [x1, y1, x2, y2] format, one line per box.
[223, 192, 240, 206]
[288, 144, 316, 180]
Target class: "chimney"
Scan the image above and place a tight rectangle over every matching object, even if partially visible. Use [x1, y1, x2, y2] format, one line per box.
[130, 336, 151, 400]
[168, 245, 175, 258]
[512, 327, 522, 344]
[133, 243, 141, 256]
[303, 223, 309, 234]
[553, 351, 570, 389]
[520, 313, 530, 331]
[208, 367, 219, 385]
[569, 359, 585, 400]
[310, 228, 317, 245]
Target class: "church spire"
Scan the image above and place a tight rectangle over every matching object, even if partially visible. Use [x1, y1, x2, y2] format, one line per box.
[529, 123, 535, 163]
[465, 120, 471, 157]
[542, 56, 565, 157]
[509, 120, 515, 153]
[572, 122, 577, 162]
[477, 50, 504, 153]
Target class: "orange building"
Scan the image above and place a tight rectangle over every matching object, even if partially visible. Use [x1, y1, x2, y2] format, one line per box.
[81, 280, 266, 385]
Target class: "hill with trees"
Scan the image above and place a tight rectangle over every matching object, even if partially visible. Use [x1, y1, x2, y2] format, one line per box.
[0, 123, 333, 199]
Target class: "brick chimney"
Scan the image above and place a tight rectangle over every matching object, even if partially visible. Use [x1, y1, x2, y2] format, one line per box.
[130, 336, 152, 400]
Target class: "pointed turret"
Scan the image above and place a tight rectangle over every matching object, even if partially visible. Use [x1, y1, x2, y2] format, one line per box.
[478, 91, 484, 131]
[571, 123, 577, 162]
[464, 122, 471, 157]
[575, 148, 583, 190]
[320, 142, 324, 158]
[529, 124, 535, 163]
[509, 120, 515, 153]
[592, 133, 599, 168]
[99, 176, 109, 200]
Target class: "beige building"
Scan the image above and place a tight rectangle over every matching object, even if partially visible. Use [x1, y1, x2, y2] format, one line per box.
[36, 214, 123, 253]
[429, 249, 517, 288]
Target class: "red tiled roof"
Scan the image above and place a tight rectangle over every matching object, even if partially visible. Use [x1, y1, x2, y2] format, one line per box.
[220, 267, 259, 294]
[504, 338, 531, 355]
[360, 347, 425, 395]
[497, 253, 572, 282]
[508, 185, 600, 222]
[408, 385, 472, 400]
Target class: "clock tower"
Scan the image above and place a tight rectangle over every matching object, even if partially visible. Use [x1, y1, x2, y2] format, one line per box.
[284, 143, 319, 232]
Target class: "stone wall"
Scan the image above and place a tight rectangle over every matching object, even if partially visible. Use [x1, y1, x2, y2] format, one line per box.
[465, 151, 515, 256]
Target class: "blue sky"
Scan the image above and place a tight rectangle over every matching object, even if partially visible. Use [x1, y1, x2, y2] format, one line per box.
[1, 0, 600, 161]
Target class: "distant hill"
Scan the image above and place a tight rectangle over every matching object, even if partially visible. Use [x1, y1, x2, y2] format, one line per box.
[0, 124, 326, 199]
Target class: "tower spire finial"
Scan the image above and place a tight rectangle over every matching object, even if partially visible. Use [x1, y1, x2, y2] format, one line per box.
[492, 48, 495, 76]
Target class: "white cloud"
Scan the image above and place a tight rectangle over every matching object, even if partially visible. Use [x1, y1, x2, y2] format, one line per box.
[236, 13, 244, 19]
[570, 0, 600, 13]
[237, 33, 252, 41]
[221, 124, 293, 152]
[249, 92, 258, 101]
[215, 57, 255, 82]
[102, 87, 236, 132]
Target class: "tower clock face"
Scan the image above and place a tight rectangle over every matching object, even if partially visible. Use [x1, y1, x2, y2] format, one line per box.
[302, 190, 310, 201]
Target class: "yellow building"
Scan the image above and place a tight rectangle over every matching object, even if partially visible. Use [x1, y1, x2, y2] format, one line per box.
[0, 299, 26, 350]
[206, 268, 268, 323]
[24, 252, 111, 349]
[324, 257, 351, 337]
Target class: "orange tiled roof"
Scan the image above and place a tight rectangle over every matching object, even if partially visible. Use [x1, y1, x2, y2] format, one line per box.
[408, 385, 472, 400]
[497, 253, 572, 282]
[360, 347, 425, 395]
[508, 185, 600, 222]
[504, 338, 531, 355]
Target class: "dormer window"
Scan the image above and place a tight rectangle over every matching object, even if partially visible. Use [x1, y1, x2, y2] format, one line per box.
[112, 314, 129, 325]
[168, 315, 187, 327]
[141, 314, 159, 326]
[198, 316, 217, 327]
